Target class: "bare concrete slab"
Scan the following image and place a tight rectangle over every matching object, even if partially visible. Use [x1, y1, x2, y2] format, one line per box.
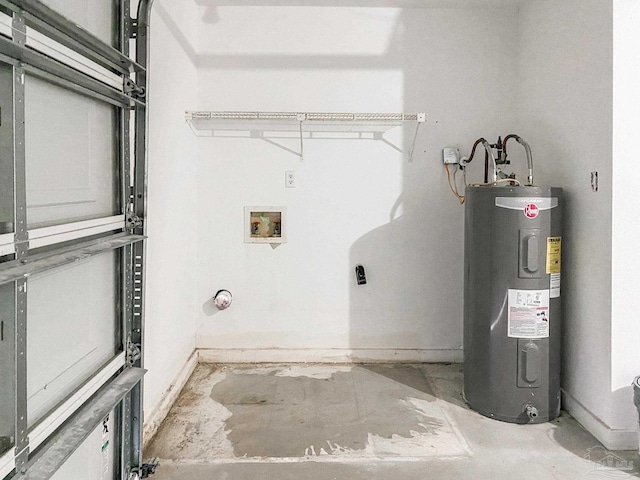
[147, 363, 640, 480]
[146, 363, 469, 461]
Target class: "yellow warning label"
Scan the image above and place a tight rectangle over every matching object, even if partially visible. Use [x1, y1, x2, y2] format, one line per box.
[546, 237, 562, 274]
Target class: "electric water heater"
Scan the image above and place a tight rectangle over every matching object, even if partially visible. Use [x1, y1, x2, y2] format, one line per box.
[463, 186, 562, 423]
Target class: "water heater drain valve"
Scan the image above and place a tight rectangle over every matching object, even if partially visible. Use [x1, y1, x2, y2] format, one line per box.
[524, 403, 539, 422]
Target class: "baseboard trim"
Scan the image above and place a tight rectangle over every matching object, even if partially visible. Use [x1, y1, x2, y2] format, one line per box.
[143, 350, 198, 450]
[562, 389, 638, 450]
[196, 348, 463, 364]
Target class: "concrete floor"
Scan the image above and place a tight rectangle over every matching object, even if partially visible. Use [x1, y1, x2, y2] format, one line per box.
[147, 363, 639, 479]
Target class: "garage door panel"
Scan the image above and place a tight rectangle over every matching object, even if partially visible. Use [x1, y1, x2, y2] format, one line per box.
[0, 0, 147, 477]
[27, 251, 119, 428]
[48, 410, 116, 480]
[40, 0, 116, 48]
[25, 75, 119, 229]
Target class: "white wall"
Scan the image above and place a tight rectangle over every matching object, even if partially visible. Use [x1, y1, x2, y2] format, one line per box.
[143, 0, 199, 420]
[142, 0, 640, 449]
[611, 0, 640, 433]
[193, 5, 519, 360]
[517, 0, 640, 449]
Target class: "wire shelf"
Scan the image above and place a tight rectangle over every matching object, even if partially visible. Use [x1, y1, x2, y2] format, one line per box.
[185, 111, 426, 134]
[185, 110, 427, 161]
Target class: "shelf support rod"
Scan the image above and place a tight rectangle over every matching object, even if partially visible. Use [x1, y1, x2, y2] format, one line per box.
[408, 113, 426, 162]
[297, 113, 305, 161]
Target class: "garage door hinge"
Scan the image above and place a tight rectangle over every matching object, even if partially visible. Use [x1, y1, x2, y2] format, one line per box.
[126, 336, 141, 367]
[126, 204, 142, 231]
[129, 458, 158, 479]
[141, 458, 159, 478]
[124, 78, 145, 99]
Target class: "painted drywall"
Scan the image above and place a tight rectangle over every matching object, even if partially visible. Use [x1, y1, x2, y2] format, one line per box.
[193, 6, 519, 358]
[143, 0, 200, 419]
[611, 0, 640, 432]
[141, 0, 639, 449]
[516, 0, 640, 447]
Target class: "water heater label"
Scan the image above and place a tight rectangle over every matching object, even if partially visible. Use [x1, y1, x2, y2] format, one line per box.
[546, 236, 562, 274]
[550, 273, 561, 298]
[507, 289, 550, 338]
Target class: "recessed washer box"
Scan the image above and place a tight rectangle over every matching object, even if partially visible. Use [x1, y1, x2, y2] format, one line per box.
[244, 206, 287, 244]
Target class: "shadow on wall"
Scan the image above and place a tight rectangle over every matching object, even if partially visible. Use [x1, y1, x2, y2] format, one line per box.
[346, 7, 514, 356]
[349, 213, 459, 350]
[152, 0, 197, 64]
[202, 296, 223, 318]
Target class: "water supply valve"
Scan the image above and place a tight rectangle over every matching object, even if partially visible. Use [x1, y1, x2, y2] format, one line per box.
[213, 290, 233, 310]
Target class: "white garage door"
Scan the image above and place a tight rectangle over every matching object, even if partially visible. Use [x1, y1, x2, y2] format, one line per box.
[0, 1, 149, 478]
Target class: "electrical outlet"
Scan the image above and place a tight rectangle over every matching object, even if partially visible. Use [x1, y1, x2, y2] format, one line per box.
[443, 147, 460, 165]
[285, 170, 296, 188]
